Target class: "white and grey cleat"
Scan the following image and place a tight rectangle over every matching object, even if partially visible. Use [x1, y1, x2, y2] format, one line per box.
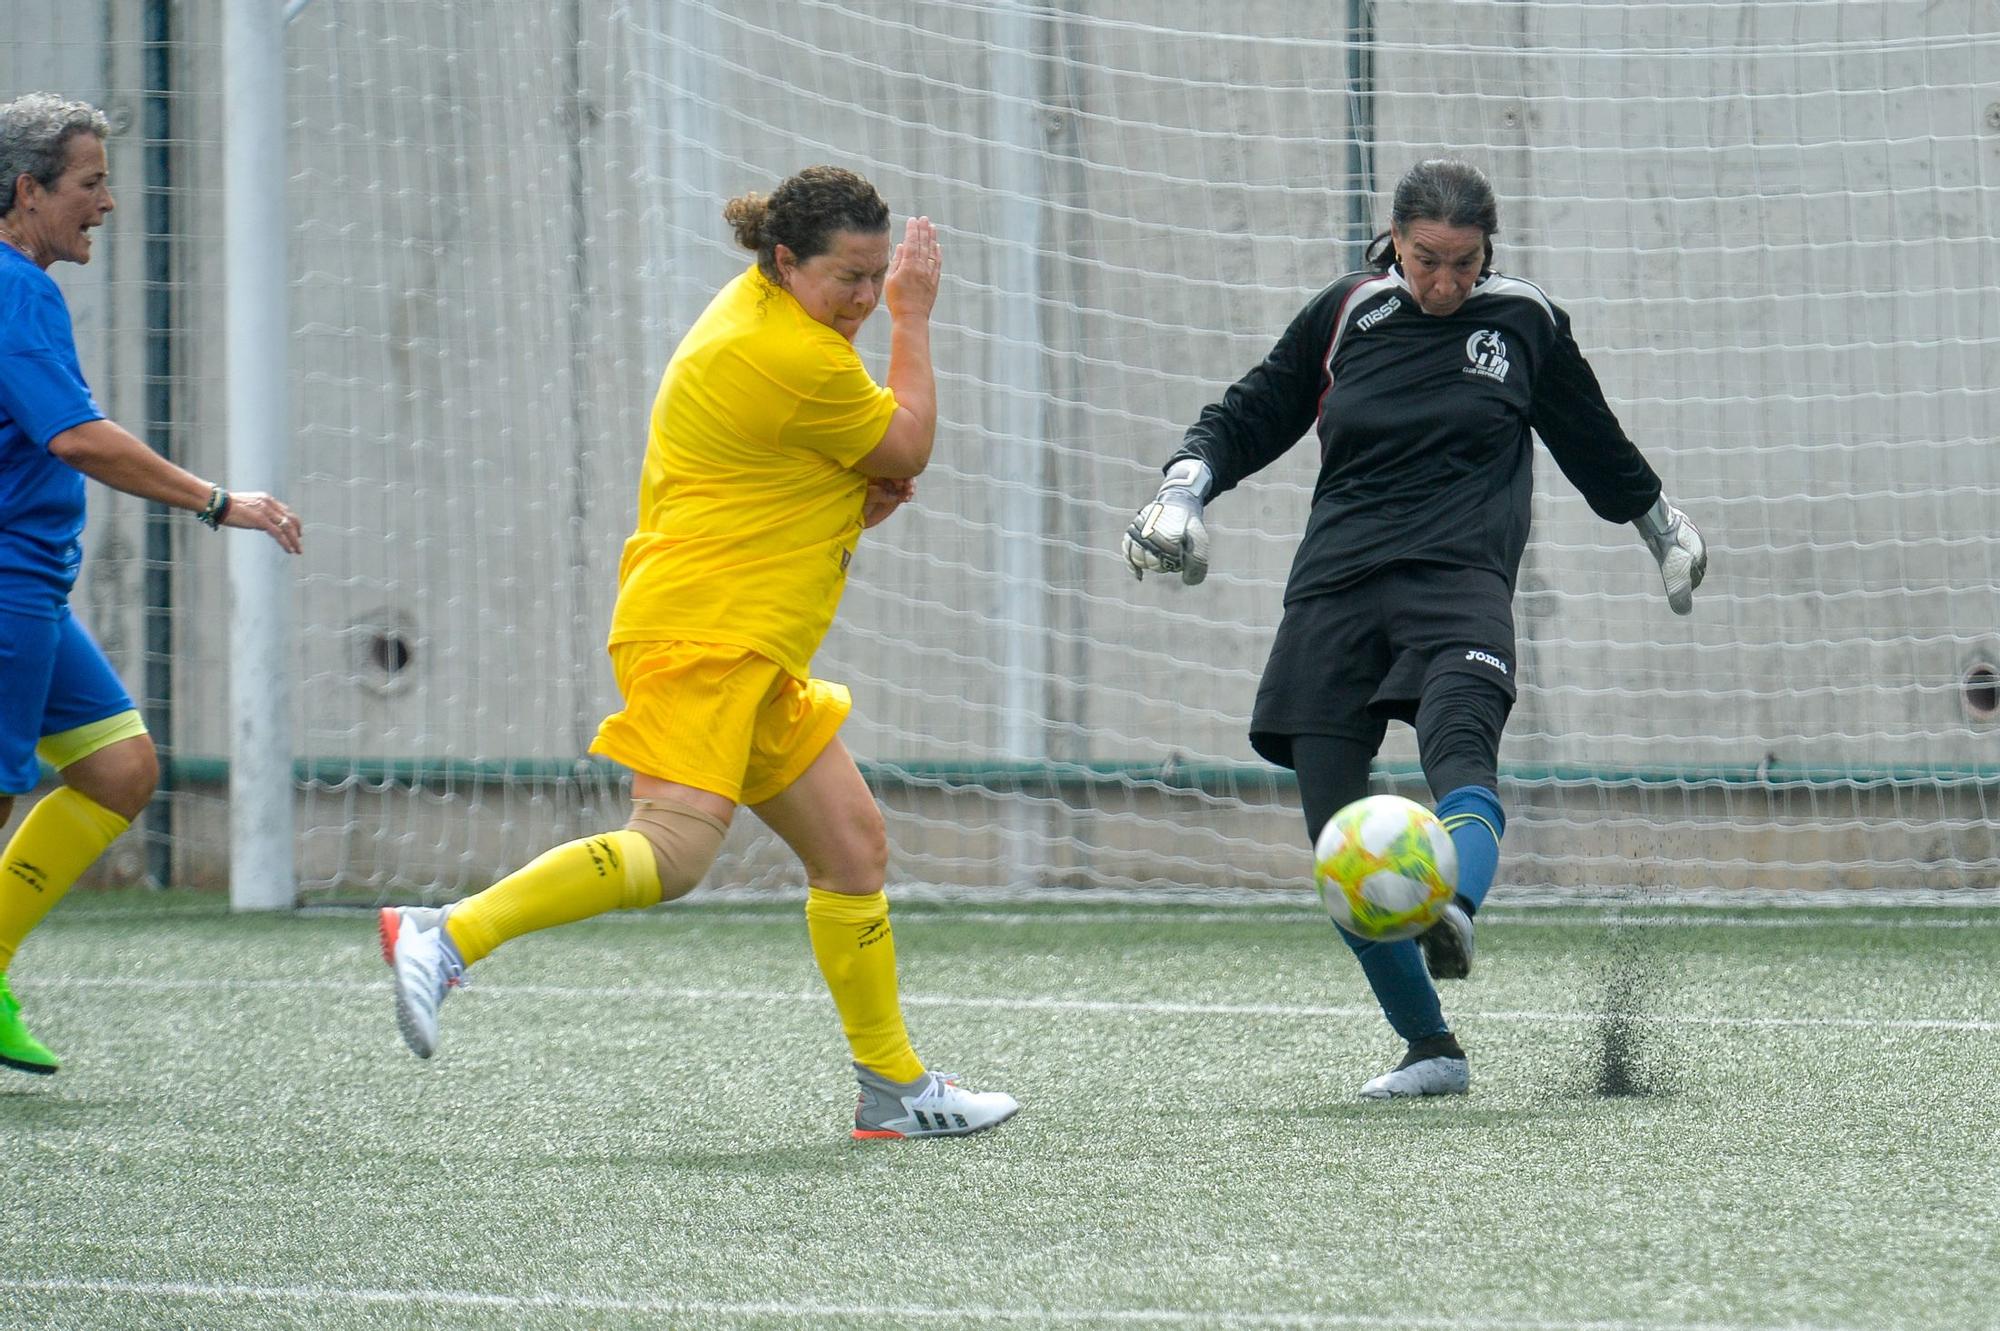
[852, 1064, 1019, 1139]
[1359, 1054, 1470, 1100]
[379, 905, 465, 1059]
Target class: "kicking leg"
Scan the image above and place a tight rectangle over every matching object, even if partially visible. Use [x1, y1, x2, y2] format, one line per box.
[383, 776, 731, 1058]
[1413, 672, 1512, 979]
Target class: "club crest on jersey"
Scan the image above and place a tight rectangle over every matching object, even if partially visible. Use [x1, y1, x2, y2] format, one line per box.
[1463, 329, 1510, 382]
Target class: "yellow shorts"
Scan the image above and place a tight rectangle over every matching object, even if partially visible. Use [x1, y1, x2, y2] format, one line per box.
[590, 641, 850, 806]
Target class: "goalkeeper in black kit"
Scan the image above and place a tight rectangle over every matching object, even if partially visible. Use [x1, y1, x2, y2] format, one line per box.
[1122, 158, 1708, 1099]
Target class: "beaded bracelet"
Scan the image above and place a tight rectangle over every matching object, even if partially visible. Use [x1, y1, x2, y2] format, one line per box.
[196, 485, 232, 530]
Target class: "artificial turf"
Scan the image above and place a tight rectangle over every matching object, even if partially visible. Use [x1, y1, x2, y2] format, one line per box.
[3, 892, 1996, 1329]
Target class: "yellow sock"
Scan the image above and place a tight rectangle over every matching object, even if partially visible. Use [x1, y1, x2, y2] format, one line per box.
[444, 829, 660, 966]
[804, 886, 924, 1083]
[0, 788, 130, 972]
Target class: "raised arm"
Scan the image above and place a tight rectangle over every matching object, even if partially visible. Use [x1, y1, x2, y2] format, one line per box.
[853, 215, 939, 480]
[1530, 309, 1706, 614]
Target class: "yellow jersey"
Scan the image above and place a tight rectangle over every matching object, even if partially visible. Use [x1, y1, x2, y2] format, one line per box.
[607, 265, 900, 678]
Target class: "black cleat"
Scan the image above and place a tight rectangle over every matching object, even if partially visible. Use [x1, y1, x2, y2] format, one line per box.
[1418, 897, 1475, 980]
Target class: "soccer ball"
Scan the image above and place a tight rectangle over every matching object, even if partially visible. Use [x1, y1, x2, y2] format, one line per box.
[1313, 794, 1459, 941]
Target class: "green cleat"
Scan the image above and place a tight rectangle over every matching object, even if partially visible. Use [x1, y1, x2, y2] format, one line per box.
[0, 975, 59, 1075]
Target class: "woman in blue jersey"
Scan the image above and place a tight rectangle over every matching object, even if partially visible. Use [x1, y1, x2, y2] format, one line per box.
[1122, 159, 1707, 1099]
[0, 93, 301, 1075]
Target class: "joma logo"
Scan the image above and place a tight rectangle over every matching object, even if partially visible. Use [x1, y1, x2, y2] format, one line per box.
[1464, 649, 1509, 675]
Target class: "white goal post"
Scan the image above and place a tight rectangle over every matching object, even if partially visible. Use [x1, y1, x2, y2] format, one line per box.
[11, 0, 1999, 902]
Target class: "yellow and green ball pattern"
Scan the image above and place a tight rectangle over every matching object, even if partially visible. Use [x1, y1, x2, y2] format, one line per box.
[1313, 794, 1459, 941]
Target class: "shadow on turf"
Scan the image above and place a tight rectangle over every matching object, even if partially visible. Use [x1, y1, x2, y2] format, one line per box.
[0, 1087, 112, 1124]
[657, 1145, 874, 1170]
[1289, 1101, 1570, 1125]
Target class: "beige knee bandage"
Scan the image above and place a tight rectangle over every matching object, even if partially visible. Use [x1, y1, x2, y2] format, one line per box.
[627, 798, 729, 902]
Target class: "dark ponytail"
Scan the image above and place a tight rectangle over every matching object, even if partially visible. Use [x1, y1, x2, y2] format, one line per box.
[1363, 229, 1397, 271]
[722, 165, 889, 286]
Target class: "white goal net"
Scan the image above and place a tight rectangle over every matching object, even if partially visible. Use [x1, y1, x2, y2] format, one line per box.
[13, 0, 2000, 901]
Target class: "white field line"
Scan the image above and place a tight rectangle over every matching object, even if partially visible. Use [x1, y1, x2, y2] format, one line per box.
[300, 903, 2000, 929]
[627, 908, 2000, 929]
[545, 885, 2000, 910]
[0, 1275, 1871, 1331]
[26, 974, 2000, 1033]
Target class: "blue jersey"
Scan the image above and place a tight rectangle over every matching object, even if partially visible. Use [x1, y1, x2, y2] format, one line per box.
[0, 244, 105, 618]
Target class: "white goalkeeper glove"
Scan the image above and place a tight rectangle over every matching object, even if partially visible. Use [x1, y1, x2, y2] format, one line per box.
[1634, 495, 1708, 615]
[1123, 458, 1214, 585]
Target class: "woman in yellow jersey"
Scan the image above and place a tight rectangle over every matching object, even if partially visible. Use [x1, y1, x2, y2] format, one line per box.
[380, 166, 1017, 1140]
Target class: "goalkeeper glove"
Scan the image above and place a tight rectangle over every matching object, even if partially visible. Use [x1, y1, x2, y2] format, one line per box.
[1123, 458, 1214, 584]
[1634, 495, 1707, 615]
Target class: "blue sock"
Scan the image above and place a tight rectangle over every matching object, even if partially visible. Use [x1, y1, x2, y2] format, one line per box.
[1436, 785, 1505, 913]
[1336, 929, 1447, 1042]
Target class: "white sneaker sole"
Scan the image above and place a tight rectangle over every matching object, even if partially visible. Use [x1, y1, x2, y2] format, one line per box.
[853, 1085, 1021, 1140]
[381, 908, 442, 1059]
[853, 1103, 1019, 1140]
[1359, 1056, 1470, 1100]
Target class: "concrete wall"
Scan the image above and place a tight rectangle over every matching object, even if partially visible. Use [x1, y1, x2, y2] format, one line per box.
[7, 1, 1998, 895]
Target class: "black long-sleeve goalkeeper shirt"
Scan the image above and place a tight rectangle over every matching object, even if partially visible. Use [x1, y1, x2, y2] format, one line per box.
[1168, 266, 1663, 604]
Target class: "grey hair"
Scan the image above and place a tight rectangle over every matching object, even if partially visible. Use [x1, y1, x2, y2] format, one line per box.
[1365, 159, 1500, 272]
[0, 93, 111, 217]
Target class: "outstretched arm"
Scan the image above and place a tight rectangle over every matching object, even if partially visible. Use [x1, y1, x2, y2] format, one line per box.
[1122, 280, 1348, 584]
[51, 417, 302, 553]
[1169, 281, 1347, 496]
[1530, 311, 1706, 614]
